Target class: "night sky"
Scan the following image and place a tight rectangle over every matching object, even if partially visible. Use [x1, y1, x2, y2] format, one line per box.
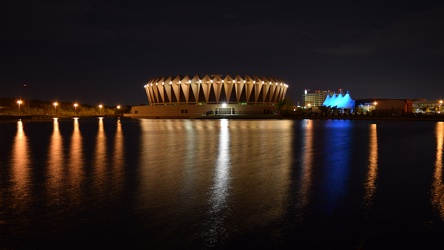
[1, 0, 443, 106]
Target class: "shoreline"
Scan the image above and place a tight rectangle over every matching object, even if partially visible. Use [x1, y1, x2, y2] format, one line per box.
[196, 114, 444, 121]
[0, 115, 124, 121]
[1, 114, 443, 122]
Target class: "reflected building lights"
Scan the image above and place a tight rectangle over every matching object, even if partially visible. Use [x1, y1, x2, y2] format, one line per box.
[212, 119, 230, 209]
[297, 119, 314, 211]
[206, 119, 231, 247]
[364, 124, 378, 210]
[182, 119, 198, 195]
[322, 120, 352, 214]
[432, 122, 444, 219]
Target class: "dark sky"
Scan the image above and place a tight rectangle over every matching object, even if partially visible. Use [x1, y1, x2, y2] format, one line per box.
[1, 0, 444, 106]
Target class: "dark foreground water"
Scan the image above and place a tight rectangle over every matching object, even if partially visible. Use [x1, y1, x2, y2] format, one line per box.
[1, 117, 444, 249]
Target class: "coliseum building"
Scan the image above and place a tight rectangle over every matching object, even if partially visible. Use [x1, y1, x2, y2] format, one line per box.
[125, 74, 289, 118]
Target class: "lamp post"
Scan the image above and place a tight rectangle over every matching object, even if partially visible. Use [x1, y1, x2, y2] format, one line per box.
[74, 103, 78, 116]
[116, 105, 121, 118]
[99, 104, 103, 115]
[53, 102, 58, 116]
[17, 99, 22, 115]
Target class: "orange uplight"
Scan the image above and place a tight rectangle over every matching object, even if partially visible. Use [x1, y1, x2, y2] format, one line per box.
[74, 103, 78, 116]
[53, 102, 58, 116]
[17, 99, 23, 115]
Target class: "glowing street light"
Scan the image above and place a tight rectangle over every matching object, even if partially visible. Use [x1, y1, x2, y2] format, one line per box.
[53, 102, 58, 116]
[99, 104, 103, 115]
[17, 99, 22, 115]
[116, 105, 121, 117]
[74, 103, 78, 116]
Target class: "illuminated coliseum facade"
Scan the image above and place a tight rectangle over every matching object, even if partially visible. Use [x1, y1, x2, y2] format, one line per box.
[125, 74, 289, 118]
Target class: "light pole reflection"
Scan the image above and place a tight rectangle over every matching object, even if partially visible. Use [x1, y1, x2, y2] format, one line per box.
[11, 120, 30, 208]
[94, 117, 107, 192]
[296, 119, 314, 211]
[364, 123, 378, 210]
[68, 117, 84, 202]
[432, 122, 444, 219]
[112, 118, 124, 193]
[47, 118, 64, 203]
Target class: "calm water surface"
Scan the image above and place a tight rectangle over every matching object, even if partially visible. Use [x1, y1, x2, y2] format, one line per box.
[0, 117, 443, 249]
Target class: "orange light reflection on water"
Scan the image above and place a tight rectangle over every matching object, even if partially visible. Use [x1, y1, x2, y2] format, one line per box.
[364, 123, 378, 212]
[111, 118, 124, 195]
[68, 118, 84, 203]
[432, 122, 444, 219]
[11, 120, 30, 207]
[47, 118, 64, 204]
[296, 119, 314, 212]
[94, 117, 107, 194]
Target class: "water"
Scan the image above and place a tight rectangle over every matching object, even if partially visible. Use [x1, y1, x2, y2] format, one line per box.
[0, 117, 443, 249]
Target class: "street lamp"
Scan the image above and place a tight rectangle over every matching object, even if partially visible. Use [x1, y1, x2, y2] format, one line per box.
[116, 105, 121, 118]
[99, 104, 103, 115]
[53, 102, 58, 116]
[17, 99, 22, 115]
[74, 103, 78, 116]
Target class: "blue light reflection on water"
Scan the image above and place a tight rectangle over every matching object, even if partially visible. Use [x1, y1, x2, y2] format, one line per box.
[1, 118, 444, 249]
[321, 119, 352, 214]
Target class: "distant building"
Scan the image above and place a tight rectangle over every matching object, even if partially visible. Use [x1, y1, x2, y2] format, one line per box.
[322, 90, 355, 110]
[125, 74, 289, 118]
[355, 99, 413, 115]
[302, 89, 329, 107]
[412, 99, 443, 113]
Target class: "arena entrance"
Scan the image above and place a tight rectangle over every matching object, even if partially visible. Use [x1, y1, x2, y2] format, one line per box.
[215, 107, 234, 115]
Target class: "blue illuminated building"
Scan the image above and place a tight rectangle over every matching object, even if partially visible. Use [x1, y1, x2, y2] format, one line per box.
[322, 90, 355, 110]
